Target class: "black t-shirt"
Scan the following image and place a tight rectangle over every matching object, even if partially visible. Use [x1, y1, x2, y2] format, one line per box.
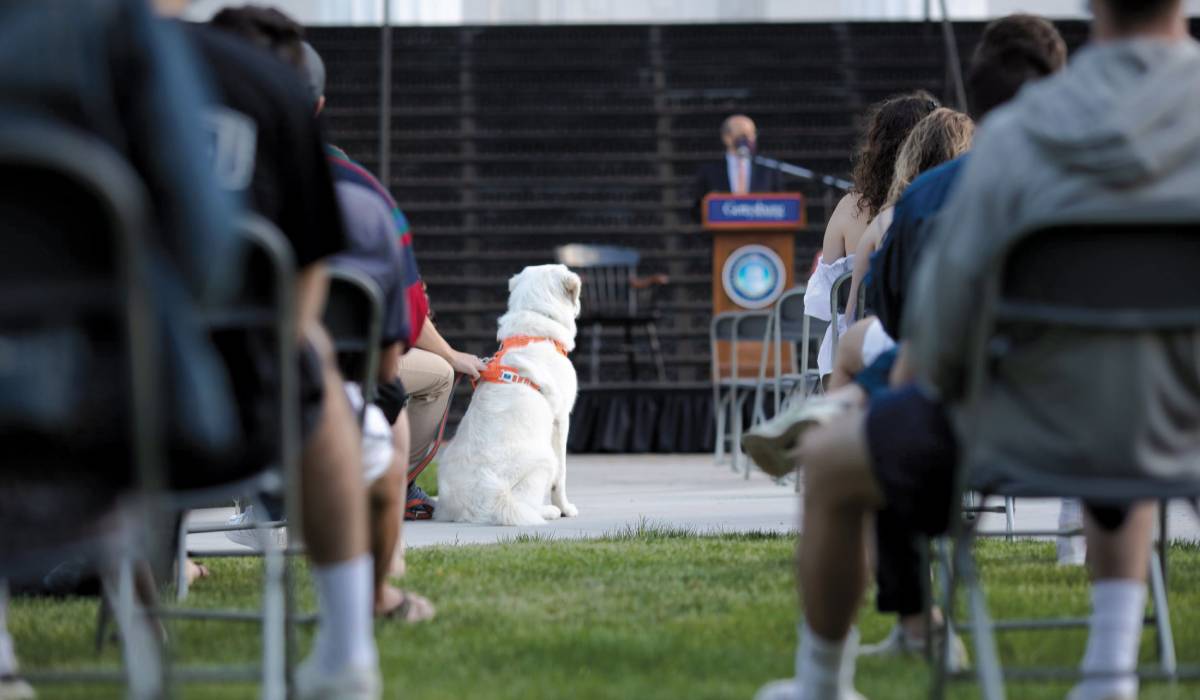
[184, 23, 346, 268]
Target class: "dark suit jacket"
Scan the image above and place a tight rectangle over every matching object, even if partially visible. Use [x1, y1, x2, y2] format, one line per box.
[692, 158, 786, 220]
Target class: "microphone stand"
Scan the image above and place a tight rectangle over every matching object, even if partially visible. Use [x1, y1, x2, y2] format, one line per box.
[752, 155, 852, 192]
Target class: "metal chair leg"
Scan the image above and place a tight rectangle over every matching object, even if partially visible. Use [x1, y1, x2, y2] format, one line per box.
[733, 390, 750, 478]
[175, 520, 190, 603]
[590, 322, 602, 384]
[105, 558, 163, 700]
[645, 321, 667, 382]
[713, 389, 728, 465]
[1004, 498, 1016, 542]
[959, 538, 1005, 700]
[1149, 548, 1177, 679]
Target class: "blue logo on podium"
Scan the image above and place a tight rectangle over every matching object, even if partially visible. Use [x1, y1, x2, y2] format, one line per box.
[722, 245, 787, 309]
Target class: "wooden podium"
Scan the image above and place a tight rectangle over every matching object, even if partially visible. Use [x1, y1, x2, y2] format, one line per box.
[702, 193, 805, 375]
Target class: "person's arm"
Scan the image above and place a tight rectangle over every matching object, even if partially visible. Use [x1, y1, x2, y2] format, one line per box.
[413, 316, 486, 379]
[821, 193, 860, 263]
[844, 215, 885, 321]
[296, 262, 329, 343]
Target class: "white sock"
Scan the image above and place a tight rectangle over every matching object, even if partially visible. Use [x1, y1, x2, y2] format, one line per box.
[1076, 580, 1146, 700]
[310, 555, 378, 674]
[795, 623, 859, 700]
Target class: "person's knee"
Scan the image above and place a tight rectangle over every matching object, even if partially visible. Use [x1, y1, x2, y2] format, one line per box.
[802, 422, 877, 511]
[369, 458, 404, 512]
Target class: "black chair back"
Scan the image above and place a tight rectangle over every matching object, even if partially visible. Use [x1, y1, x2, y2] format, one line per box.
[0, 124, 161, 581]
[324, 266, 384, 411]
[556, 244, 640, 317]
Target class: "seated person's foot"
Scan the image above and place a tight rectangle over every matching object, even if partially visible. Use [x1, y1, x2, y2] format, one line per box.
[294, 658, 381, 700]
[374, 584, 436, 623]
[184, 559, 209, 586]
[742, 397, 852, 477]
[405, 483, 435, 521]
[753, 678, 867, 700]
[224, 505, 288, 551]
[0, 674, 35, 700]
[859, 624, 969, 672]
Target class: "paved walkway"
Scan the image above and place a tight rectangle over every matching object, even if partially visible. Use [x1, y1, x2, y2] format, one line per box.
[187, 454, 1200, 553]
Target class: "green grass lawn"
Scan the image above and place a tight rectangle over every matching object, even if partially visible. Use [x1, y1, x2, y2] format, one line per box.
[9, 530, 1200, 699]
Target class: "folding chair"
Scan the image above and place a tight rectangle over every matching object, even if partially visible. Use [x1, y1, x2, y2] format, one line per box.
[0, 124, 166, 696]
[164, 214, 303, 699]
[932, 217, 1200, 699]
[710, 310, 771, 476]
[556, 244, 668, 383]
[753, 286, 825, 419]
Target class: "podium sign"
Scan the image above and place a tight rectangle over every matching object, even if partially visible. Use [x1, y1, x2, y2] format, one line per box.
[703, 193, 805, 375]
[702, 193, 805, 230]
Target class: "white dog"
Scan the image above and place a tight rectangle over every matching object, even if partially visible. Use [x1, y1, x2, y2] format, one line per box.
[436, 264, 581, 526]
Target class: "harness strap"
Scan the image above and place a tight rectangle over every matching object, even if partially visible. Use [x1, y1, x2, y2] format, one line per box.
[472, 336, 570, 393]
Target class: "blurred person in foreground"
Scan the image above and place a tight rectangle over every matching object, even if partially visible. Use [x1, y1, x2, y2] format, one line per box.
[751, 2, 1200, 698]
[0, 0, 245, 697]
[300, 38, 486, 522]
[158, 1, 385, 696]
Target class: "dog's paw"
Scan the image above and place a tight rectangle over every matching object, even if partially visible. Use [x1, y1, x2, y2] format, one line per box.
[541, 505, 563, 520]
[560, 502, 579, 518]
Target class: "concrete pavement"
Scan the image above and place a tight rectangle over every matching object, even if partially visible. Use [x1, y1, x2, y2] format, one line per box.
[186, 454, 1200, 554]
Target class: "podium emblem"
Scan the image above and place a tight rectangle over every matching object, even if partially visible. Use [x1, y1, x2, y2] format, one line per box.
[722, 244, 786, 309]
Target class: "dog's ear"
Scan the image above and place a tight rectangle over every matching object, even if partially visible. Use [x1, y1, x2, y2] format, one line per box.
[563, 273, 581, 304]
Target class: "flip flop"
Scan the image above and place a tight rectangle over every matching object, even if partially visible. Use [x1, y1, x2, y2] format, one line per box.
[377, 588, 436, 624]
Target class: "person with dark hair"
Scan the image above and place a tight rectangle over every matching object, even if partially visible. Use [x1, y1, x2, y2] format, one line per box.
[746, 12, 1094, 700]
[158, 4, 384, 697]
[804, 91, 938, 377]
[299, 40, 486, 527]
[753, 1, 1199, 697]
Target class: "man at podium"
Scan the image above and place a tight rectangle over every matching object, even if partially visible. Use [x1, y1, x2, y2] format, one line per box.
[692, 114, 785, 216]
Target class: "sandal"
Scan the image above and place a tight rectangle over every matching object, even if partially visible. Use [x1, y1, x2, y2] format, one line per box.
[375, 586, 436, 624]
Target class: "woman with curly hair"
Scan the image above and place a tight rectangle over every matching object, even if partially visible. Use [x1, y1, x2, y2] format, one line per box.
[803, 91, 939, 377]
[832, 107, 976, 389]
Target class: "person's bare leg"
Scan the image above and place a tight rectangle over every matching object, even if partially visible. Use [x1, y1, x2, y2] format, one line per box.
[799, 413, 885, 639]
[369, 456, 404, 615]
[1073, 502, 1154, 700]
[829, 320, 871, 390]
[298, 328, 377, 680]
[765, 413, 883, 699]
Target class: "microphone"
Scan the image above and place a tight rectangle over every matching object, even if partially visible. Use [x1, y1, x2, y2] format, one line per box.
[736, 143, 752, 159]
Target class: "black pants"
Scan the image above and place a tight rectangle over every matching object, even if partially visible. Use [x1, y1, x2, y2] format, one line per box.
[866, 386, 1131, 617]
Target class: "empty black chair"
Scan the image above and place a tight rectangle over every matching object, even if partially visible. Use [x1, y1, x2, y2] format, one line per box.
[556, 244, 668, 383]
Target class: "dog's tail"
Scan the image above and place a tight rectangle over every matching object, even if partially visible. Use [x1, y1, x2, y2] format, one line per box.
[481, 469, 545, 527]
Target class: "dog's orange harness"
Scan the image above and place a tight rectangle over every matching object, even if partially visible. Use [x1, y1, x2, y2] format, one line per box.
[473, 335, 570, 393]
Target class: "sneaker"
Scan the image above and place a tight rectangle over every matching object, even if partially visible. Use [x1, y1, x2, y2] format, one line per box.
[293, 659, 381, 700]
[0, 675, 35, 700]
[741, 397, 851, 477]
[404, 483, 435, 521]
[753, 678, 866, 700]
[225, 506, 287, 551]
[859, 625, 970, 673]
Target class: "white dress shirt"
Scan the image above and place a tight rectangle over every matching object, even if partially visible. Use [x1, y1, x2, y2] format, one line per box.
[725, 152, 751, 194]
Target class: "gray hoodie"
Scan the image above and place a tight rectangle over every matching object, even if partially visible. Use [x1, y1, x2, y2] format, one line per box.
[905, 38, 1200, 488]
